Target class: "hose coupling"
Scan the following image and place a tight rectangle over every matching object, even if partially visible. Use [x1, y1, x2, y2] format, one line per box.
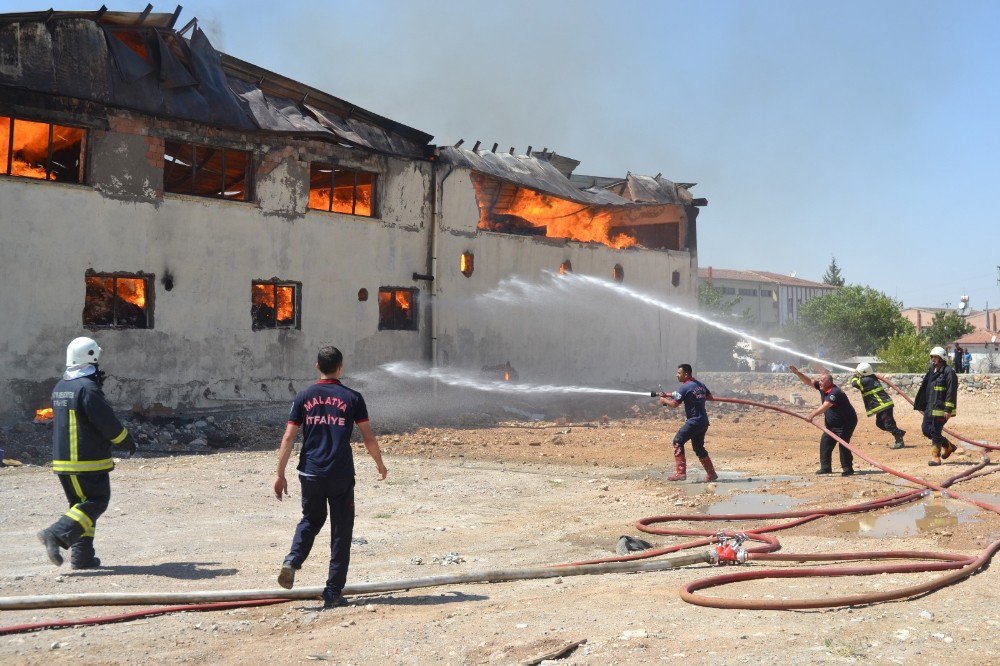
[710, 533, 748, 565]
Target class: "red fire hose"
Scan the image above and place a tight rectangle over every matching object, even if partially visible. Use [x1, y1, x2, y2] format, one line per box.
[1, 390, 997, 632]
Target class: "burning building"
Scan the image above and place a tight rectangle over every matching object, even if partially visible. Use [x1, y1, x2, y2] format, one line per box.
[0, 7, 703, 419]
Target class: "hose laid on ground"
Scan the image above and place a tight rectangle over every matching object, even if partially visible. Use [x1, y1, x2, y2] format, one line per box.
[1, 392, 996, 630]
[594, 395, 1000, 610]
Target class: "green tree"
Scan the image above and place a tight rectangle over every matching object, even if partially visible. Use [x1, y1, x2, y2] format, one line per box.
[822, 256, 845, 287]
[798, 285, 911, 357]
[876, 331, 930, 372]
[697, 280, 754, 371]
[922, 311, 975, 347]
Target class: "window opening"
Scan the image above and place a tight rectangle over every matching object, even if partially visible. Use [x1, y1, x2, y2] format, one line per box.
[613, 264, 624, 284]
[559, 260, 572, 275]
[378, 287, 418, 331]
[252, 281, 300, 330]
[671, 270, 681, 288]
[460, 252, 474, 278]
[164, 140, 250, 201]
[83, 272, 153, 329]
[308, 164, 377, 217]
[358, 288, 369, 302]
[1, 116, 85, 182]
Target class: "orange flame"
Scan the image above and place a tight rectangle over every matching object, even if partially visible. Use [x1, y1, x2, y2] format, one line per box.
[394, 290, 412, 312]
[116, 277, 146, 309]
[504, 371, 511, 381]
[34, 407, 53, 422]
[1, 118, 84, 180]
[473, 174, 638, 249]
[253, 284, 294, 324]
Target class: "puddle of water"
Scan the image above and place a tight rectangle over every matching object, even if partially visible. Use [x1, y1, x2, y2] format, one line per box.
[835, 496, 982, 538]
[635, 470, 800, 496]
[703, 493, 806, 515]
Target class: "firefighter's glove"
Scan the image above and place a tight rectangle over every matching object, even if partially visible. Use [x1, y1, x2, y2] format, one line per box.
[121, 432, 137, 458]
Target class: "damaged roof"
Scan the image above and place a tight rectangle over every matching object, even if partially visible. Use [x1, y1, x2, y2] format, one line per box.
[0, 8, 432, 157]
[438, 146, 698, 208]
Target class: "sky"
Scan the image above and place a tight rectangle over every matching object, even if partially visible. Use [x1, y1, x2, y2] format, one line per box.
[9, 0, 1000, 309]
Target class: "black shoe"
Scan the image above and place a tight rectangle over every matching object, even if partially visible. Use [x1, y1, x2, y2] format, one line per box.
[37, 529, 64, 567]
[321, 595, 349, 610]
[278, 562, 297, 590]
[841, 469, 855, 477]
[70, 537, 101, 569]
[815, 468, 833, 475]
[890, 441, 904, 450]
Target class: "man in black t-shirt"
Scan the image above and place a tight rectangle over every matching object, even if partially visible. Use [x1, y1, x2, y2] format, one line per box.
[274, 346, 387, 609]
[791, 366, 858, 476]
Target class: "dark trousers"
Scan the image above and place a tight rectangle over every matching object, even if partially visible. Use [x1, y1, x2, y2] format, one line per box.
[286, 475, 355, 599]
[49, 473, 111, 547]
[921, 412, 950, 447]
[874, 408, 904, 437]
[673, 421, 708, 459]
[819, 422, 856, 472]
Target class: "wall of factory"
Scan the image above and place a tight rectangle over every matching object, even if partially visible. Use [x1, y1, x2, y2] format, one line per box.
[434, 169, 698, 385]
[0, 120, 433, 419]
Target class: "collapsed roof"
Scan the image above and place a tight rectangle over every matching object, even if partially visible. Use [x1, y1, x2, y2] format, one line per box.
[0, 7, 432, 157]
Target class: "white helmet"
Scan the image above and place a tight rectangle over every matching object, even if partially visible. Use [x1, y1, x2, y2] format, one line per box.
[856, 362, 874, 376]
[66, 337, 102, 366]
[929, 346, 947, 360]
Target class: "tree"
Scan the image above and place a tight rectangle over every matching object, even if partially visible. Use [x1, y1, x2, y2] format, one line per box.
[876, 332, 930, 373]
[822, 256, 845, 287]
[798, 285, 911, 358]
[696, 280, 754, 371]
[922, 311, 975, 347]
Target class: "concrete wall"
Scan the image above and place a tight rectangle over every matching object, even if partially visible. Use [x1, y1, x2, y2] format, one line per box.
[0, 116, 433, 418]
[0, 109, 698, 419]
[434, 169, 697, 385]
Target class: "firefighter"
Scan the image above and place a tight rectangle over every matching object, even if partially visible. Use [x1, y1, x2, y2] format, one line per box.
[659, 363, 718, 482]
[914, 346, 958, 466]
[790, 365, 858, 476]
[274, 346, 388, 610]
[850, 362, 906, 449]
[37, 337, 136, 568]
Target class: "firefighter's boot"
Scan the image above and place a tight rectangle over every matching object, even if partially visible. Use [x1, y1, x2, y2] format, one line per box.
[699, 456, 719, 482]
[70, 537, 101, 570]
[940, 440, 957, 459]
[928, 445, 942, 466]
[37, 528, 65, 567]
[890, 430, 905, 449]
[667, 445, 687, 482]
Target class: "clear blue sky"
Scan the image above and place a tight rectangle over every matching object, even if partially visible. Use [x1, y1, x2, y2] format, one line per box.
[12, 1, 1000, 309]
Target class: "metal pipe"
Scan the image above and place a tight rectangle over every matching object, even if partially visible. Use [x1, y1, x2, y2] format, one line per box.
[0, 552, 711, 611]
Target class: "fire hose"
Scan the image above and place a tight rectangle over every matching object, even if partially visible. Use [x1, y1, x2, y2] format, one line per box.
[0, 392, 997, 631]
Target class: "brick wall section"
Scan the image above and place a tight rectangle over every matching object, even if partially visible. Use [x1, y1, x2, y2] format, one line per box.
[257, 145, 299, 179]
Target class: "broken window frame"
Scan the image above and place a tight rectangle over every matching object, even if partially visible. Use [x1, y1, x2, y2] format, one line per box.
[82, 271, 154, 330]
[377, 287, 418, 331]
[307, 163, 378, 217]
[251, 280, 301, 331]
[163, 139, 252, 202]
[0, 115, 87, 184]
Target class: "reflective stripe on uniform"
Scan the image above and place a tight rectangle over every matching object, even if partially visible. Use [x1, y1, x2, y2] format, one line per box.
[933, 386, 946, 391]
[53, 458, 114, 473]
[931, 409, 951, 417]
[69, 409, 79, 462]
[866, 403, 893, 416]
[69, 474, 87, 502]
[66, 506, 95, 537]
[110, 428, 129, 445]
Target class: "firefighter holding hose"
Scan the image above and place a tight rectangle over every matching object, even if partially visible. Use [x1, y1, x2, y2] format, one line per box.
[850, 362, 906, 449]
[658, 363, 718, 482]
[790, 366, 857, 476]
[914, 346, 958, 466]
[37, 337, 136, 569]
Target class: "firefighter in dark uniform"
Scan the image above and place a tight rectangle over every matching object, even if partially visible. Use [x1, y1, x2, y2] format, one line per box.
[850, 362, 906, 449]
[914, 346, 958, 466]
[790, 365, 858, 476]
[274, 346, 388, 610]
[658, 363, 718, 482]
[37, 337, 136, 568]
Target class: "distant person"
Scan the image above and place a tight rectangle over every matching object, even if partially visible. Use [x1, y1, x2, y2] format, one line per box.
[849, 362, 906, 449]
[658, 364, 717, 482]
[914, 346, 958, 466]
[963, 350, 972, 374]
[37, 337, 136, 569]
[274, 346, 388, 609]
[790, 365, 858, 476]
[953, 345, 964, 373]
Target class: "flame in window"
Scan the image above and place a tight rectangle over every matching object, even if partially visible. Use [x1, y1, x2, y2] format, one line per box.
[394, 290, 412, 313]
[34, 407, 54, 422]
[1, 118, 85, 181]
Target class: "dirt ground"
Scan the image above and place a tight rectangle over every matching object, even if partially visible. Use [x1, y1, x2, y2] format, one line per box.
[2, 389, 999, 665]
